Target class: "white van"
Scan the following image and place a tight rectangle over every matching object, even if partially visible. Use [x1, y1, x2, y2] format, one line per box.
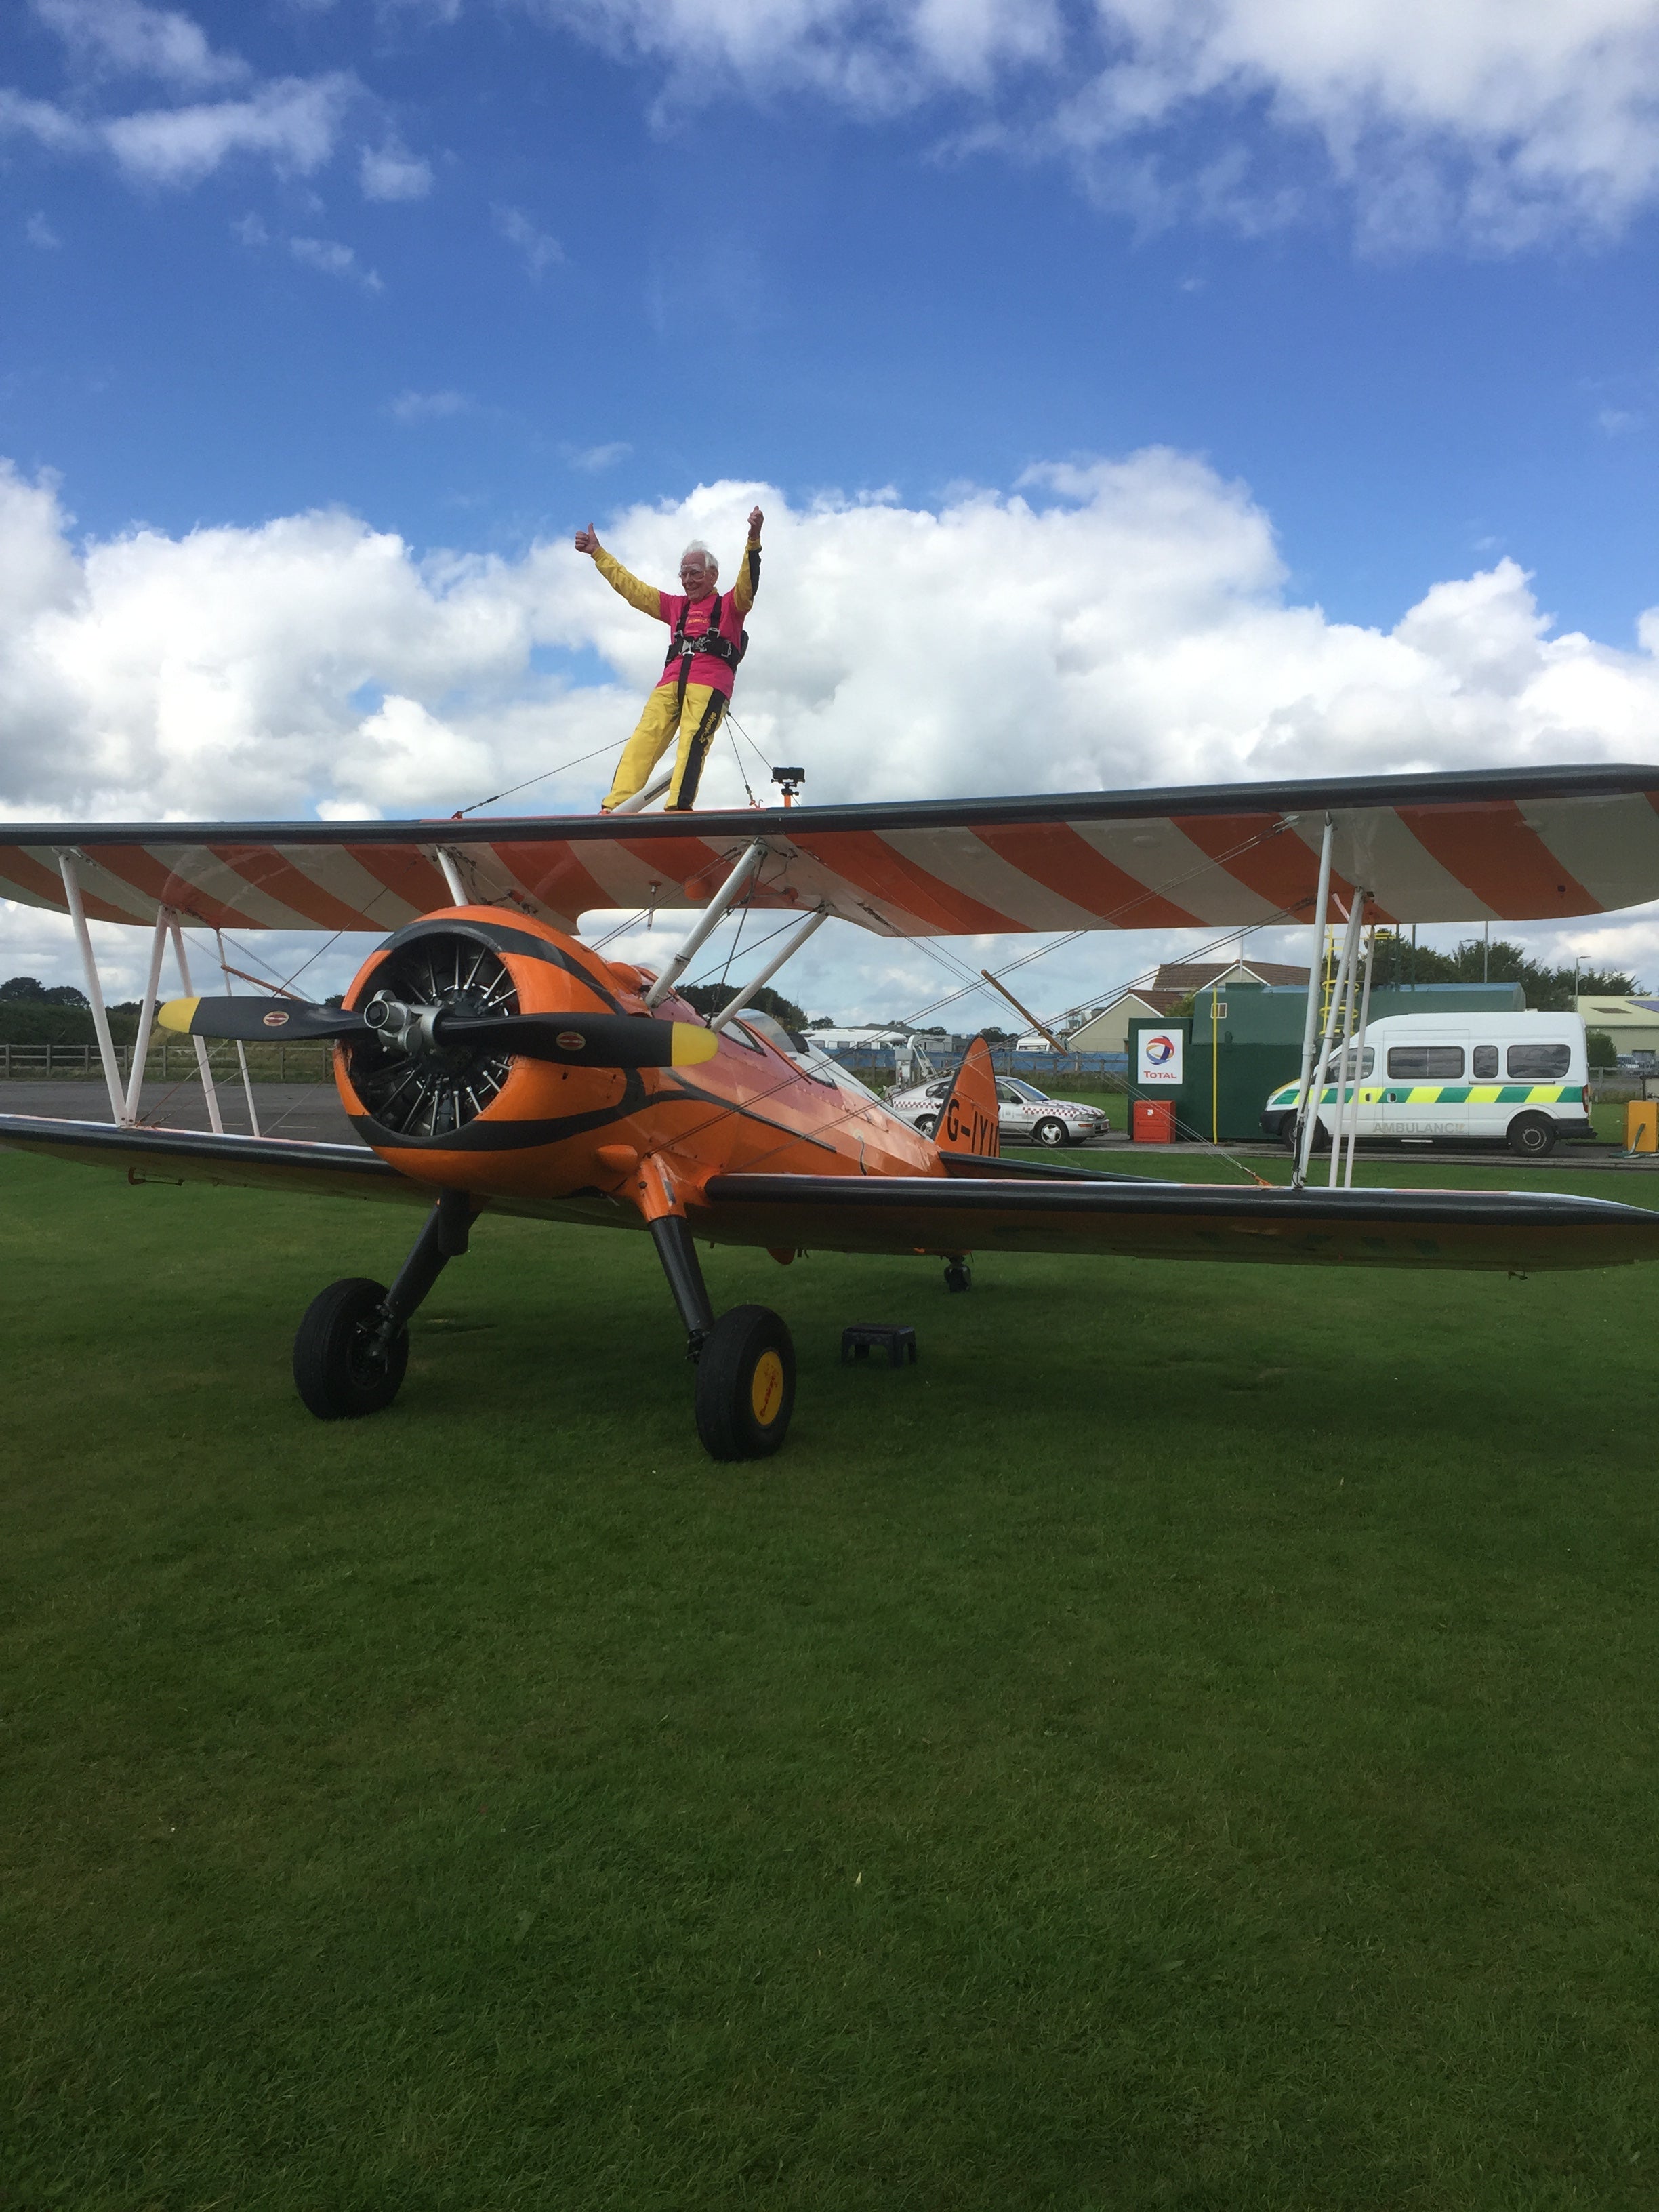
[1260, 1011, 1592, 1158]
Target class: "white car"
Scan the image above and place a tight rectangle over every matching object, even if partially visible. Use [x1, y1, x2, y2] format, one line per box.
[887, 1074, 1108, 1148]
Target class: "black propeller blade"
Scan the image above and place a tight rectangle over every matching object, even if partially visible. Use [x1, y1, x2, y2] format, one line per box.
[158, 996, 717, 1069]
[158, 995, 367, 1042]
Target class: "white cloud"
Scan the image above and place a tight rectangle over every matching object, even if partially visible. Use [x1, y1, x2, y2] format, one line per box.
[359, 136, 432, 201]
[32, 0, 248, 91]
[389, 388, 471, 423]
[289, 232, 382, 289]
[531, 0, 1659, 250]
[564, 440, 632, 472]
[25, 211, 62, 247]
[102, 75, 354, 184]
[6, 448, 1659, 1007]
[492, 201, 562, 276]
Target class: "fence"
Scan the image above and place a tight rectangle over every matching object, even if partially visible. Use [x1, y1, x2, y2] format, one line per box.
[828, 1048, 1128, 1084]
[0, 1040, 334, 1082]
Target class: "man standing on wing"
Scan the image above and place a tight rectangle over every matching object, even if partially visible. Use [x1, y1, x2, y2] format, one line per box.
[576, 507, 764, 813]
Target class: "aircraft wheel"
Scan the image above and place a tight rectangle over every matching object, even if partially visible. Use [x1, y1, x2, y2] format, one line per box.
[915, 1113, 938, 1138]
[293, 1276, 408, 1420]
[1032, 1117, 1068, 1147]
[1508, 1111, 1557, 1158]
[695, 1304, 795, 1460]
[944, 1259, 972, 1294]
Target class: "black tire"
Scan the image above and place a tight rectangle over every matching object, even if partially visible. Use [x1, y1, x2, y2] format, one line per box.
[914, 1113, 938, 1138]
[1032, 1118, 1068, 1148]
[293, 1276, 407, 1420]
[695, 1305, 795, 1460]
[1286, 1115, 1330, 1155]
[944, 1261, 972, 1294]
[1508, 1112, 1557, 1158]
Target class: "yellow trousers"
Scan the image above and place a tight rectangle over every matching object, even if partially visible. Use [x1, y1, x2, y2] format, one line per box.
[602, 680, 728, 812]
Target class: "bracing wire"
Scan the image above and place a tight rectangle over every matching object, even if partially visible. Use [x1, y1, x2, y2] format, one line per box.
[451, 741, 618, 818]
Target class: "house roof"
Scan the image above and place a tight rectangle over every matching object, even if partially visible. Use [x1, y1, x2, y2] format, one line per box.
[1153, 960, 1310, 991]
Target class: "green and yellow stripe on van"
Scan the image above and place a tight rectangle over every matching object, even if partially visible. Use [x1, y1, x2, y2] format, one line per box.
[1267, 1083, 1584, 1108]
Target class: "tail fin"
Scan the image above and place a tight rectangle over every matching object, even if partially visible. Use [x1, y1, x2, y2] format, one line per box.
[934, 1036, 1000, 1158]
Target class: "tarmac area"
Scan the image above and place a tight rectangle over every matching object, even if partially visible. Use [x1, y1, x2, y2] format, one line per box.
[0, 1081, 356, 1144]
[2, 1080, 1655, 1170]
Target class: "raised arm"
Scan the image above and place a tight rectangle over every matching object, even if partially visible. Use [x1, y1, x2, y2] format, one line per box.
[732, 506, 764, 615]
[574, 524, 665, 621]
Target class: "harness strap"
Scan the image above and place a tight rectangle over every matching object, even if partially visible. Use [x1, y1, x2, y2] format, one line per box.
[663, 581, 748, 701]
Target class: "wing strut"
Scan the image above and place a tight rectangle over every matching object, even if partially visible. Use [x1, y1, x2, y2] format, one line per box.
[710, 906, 829, 1033]
[642, 838, 768, 1010]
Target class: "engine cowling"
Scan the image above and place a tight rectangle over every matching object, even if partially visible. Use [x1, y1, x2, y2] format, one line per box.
[335, 908, 648, 1158]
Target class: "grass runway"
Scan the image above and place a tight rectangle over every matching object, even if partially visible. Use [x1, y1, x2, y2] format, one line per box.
[5, 1146, 1659, 2209]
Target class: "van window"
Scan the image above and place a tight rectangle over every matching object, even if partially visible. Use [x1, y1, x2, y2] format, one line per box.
[1507, 1043, 1571, 1080]
[1387, 1046, 1465, 1080]
[1472, 1045, 1498, 1079]
[1328, 1046, 1374, 1081]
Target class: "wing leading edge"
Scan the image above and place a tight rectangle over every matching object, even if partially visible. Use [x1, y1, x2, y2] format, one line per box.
[699, 1172, 1659, 1273]
[7, 762, 1658, 937]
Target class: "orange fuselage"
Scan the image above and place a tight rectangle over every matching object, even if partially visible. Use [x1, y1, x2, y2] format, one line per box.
[334, 907, 940, 1242]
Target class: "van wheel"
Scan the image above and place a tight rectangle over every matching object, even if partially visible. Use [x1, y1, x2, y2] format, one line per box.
[1508, 1112, 1557, 1158]
[1285, 1115, 1330, 1154]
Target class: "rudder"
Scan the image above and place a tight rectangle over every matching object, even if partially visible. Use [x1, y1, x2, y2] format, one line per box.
[934, 1036, 1000, 1158]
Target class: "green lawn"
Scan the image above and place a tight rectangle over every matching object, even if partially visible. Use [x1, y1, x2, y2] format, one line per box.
[6, 1149, 1659, 2209]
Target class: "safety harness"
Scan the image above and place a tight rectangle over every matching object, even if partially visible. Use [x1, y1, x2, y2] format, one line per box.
[663, 589, 749, 701]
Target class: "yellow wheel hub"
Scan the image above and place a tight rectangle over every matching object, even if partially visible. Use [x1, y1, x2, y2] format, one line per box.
[750, 1348, 785, 1425]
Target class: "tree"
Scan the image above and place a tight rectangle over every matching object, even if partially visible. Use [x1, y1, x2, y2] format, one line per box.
[1, 976, 89, 1007]
[676, 983, 808, 1029]
[1367, 934, 1641, 1009]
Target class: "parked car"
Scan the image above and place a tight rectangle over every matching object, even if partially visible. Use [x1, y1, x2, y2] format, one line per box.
[1260, 1010, 1593, 1157]
[887, 1074, 1107, 1148]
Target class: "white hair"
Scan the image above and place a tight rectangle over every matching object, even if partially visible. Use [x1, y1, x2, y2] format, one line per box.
[680, 539, 718, 571]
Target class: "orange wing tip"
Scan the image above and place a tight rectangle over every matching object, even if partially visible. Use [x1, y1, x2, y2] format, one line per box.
[157, 997, 201, 1036]
[671, 1025, 720, 1066]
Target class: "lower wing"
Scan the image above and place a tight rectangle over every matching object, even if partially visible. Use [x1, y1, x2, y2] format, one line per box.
[701, 1172, 1659, 1272]
[0, 1114, 426, 1206]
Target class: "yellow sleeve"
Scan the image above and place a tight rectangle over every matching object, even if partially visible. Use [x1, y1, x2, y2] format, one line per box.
[592, 545, 665, 621]
[731, 534, 762, 616]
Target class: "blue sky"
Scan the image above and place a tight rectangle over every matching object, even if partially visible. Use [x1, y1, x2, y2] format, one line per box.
[5, 0, 1659, 1017]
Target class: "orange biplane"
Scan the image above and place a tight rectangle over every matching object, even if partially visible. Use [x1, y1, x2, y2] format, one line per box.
[5, 762, 1659, 1457]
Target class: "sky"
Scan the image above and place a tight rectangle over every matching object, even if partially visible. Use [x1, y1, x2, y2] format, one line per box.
[5, 0, 1659, 1027]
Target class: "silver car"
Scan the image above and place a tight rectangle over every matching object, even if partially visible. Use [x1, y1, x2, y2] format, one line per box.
[887, 1074, 1108, 1148]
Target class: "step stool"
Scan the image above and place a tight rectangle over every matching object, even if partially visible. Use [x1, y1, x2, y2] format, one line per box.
[840, 1323, 918, 1368]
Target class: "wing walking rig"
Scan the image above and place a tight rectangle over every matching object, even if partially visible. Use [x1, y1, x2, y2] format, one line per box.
[5, 761, 1659, 1458]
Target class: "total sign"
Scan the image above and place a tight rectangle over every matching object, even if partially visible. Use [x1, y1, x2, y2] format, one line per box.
[1136, 1029, 1184, 1086]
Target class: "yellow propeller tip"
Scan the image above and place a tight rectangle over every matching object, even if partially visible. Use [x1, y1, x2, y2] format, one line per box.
[671, 1025, 720, 1067]
[156, 997, 200, 1035]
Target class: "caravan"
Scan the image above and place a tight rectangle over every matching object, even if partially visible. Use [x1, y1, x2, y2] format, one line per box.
[1261, 1012, 1592, 1157]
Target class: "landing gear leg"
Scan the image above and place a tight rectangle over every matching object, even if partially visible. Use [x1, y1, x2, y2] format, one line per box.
[648, 1215, 795, 1459]
[944, 1256, 973, 1294]
[648, 1212, 716, 1359]
[293, 1189, 476, 1420]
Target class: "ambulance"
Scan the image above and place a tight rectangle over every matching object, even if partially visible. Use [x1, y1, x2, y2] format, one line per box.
[1259, 1011, 1592, 1157]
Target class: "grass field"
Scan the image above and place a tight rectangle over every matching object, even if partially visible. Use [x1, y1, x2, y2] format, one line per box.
[6, 1146, 1659, 2209]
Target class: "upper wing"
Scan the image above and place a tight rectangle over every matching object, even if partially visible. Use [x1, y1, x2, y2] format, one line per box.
[7, 762, 1659, 935]
[698, 1170, 1659, 1273]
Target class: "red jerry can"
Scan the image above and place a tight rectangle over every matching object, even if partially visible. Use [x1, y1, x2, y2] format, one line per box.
[1133, 1099, 1176, 1143]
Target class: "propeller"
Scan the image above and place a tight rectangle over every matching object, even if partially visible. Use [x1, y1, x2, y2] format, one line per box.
[157, 994, 718, 1069]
